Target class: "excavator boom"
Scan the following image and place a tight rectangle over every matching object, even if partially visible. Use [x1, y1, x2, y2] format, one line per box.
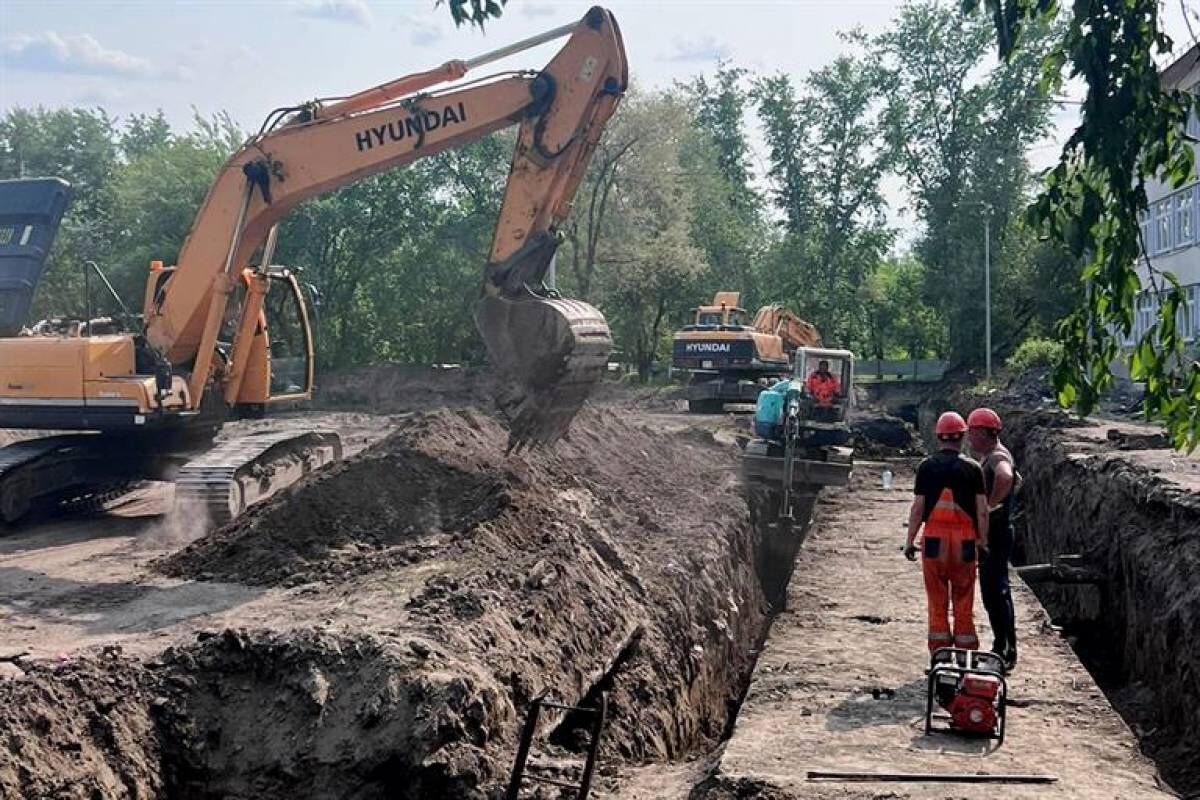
[146, 6, 627, 449]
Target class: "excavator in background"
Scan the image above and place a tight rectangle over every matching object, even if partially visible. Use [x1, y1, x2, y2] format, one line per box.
[671, 292, 821, 413]
[0, 7, 627, 527]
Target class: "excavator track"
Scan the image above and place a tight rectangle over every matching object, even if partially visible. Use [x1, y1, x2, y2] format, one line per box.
[174, 430, 343, 527]
[0, 434, 112, 526]
[477, 294, 612, 451]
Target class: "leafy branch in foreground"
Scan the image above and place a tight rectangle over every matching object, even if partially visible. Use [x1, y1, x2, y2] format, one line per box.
[967, 0, 1198, 447]
[437, 0, 507, 28]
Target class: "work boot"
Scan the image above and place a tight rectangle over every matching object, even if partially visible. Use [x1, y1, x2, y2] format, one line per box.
[1003, 647, 1018, 673]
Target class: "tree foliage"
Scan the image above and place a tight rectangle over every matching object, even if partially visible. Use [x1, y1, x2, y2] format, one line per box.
[869, 1, 1067, 367]
[753, 56, 893, 348]
[437, 0, 507, 28]
[969, 0, 1199, 447]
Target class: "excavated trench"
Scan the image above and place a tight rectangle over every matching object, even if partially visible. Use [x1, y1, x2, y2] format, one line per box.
[999, 409, 1200, 794]
[0, 408, 808, 800]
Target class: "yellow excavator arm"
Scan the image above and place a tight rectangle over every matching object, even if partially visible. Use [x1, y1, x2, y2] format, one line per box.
[147, 6, 626, 447]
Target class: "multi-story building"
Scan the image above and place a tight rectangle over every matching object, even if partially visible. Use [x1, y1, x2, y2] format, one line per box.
[1129, 44, 1200, 346]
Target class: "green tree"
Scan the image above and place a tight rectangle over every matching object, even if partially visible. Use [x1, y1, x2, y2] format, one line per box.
[970, 0, 1199, 447]
[870, 0, 1057, 367]
[0, 107, 121, 319]
[860, 256, 945, 362]
[586, 91, 711, 380]
[754, 57, 892, 347]
[108, 112, 244, 306]
[679, 63, 769, 304]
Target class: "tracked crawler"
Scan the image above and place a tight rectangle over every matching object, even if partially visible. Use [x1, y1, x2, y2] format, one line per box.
[0, 8, 628, 526]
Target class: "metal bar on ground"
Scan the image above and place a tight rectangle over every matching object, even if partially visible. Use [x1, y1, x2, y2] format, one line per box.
[807, 770, 1057, 784]
[526, 775, 584, 789]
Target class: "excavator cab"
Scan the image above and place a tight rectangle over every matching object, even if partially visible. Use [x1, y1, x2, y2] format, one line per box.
[264, 268, 315, 400]
[792, 347, 854, 426]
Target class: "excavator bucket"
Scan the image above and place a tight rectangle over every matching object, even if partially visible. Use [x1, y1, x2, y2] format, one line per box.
[475, 291, 611, 451]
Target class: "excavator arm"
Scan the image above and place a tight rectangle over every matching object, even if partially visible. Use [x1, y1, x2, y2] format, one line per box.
[146, 7, 626, 448]
[752, 305, 822, 351]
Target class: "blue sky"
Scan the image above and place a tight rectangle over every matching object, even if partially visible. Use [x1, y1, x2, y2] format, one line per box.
[1, 0, 1196, 237]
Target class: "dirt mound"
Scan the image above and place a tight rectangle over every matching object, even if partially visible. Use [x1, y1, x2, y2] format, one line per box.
[162, 416, 515, 586]
[848, 412, 925, 457]
[73, 406, 774, 798]
[0, 649, 164, 799]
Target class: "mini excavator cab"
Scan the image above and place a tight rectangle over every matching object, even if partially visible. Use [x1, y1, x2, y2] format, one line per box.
[791, 347, 854, 428]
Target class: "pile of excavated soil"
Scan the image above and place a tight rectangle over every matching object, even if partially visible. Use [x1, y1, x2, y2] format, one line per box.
[5, 407, 776, 799]
[848, 411, 925, 458]
[314, 364, 495, 413]
[0, 649, 165, 799]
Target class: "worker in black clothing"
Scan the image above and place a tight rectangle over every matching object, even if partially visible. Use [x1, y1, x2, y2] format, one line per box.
[968, 407, 1019, 671]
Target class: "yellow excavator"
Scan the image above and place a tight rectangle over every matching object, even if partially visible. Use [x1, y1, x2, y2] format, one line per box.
[0, 7, 627, 526]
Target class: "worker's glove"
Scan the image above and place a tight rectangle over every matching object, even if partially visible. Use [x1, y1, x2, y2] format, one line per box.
[904, 543, 918, 562]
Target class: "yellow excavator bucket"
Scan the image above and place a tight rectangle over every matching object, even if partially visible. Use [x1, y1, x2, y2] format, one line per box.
[475, 291, 611, 451]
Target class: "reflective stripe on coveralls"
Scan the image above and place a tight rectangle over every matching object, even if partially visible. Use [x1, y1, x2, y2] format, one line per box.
[922, 488, 979, 652]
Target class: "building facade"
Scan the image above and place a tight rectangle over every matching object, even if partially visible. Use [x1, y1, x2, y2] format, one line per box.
[1128, 45, 1200, 347]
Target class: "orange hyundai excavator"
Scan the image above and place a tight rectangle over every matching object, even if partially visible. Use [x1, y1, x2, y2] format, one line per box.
[0, 7, 627, 526]
[671, 292, 821, 413]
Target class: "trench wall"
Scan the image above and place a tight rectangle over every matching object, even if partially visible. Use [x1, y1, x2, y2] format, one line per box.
[1005, 411, 1200, 788]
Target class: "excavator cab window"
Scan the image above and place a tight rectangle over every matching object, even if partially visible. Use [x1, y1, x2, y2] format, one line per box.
[696, 311, 721, 327]
[794, 348, 854, 424]
[264, 270, 314, 399]
[727, 309, 749, 328]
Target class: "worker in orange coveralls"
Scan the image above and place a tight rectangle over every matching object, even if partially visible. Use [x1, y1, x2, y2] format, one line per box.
[806, 359, 841, 406]
[904, 412, 990, 653]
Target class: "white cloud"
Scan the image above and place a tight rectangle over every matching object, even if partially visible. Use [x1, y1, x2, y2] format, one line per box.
[296, 0, 373, 27]
[659, 35, 731, 63]
[395, 15, 442, 47]
[521, 3, 557, 18]
[2, 31, 189, 80]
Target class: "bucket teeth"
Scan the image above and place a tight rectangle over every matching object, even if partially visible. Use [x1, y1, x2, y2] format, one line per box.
[476, 293, 611, 451]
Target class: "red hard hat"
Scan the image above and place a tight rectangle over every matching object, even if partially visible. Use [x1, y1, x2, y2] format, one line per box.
[935, 411, 968, 437]
[968, 407, 1002, 431]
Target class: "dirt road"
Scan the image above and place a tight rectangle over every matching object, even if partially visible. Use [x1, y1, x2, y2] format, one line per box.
[703, 461, 1175, 799]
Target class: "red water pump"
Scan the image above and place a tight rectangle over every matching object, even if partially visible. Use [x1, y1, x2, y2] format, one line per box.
[925, 648, 1007, 744]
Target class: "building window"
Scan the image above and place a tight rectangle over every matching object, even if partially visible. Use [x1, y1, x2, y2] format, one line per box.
[1157, 199, 1174, 253]
[1188, 82, 1200, 140]
[1189, 285, 1200, 342]
[1139, 208, 1152, 255]
[1179, 287, 1194, 342]
[1177, 191, 1195, 247]
[1135, 292, 1158, 340]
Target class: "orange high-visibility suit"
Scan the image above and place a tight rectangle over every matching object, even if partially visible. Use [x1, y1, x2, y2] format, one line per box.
[806, 371, 841, 407]
[921, 488, 980, 652]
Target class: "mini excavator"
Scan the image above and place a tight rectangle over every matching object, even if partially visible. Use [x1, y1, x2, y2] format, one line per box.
[0, 7, 627, 526]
